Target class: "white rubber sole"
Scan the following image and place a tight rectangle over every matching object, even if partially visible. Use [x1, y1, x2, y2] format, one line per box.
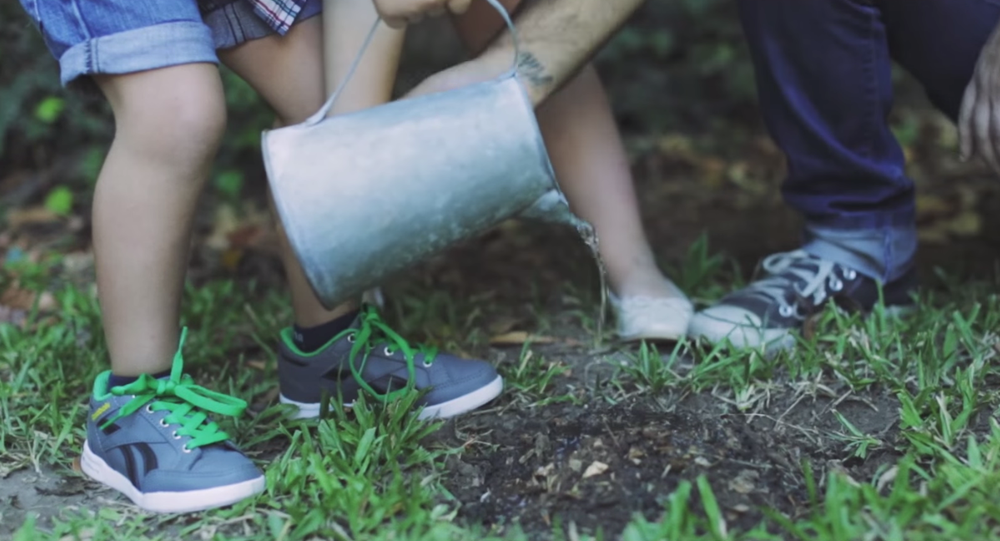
[280, 374, 504, 421]
[81, 441, 265, 514]
[688, 316, 795, 353]
[688, 304, 917, 353]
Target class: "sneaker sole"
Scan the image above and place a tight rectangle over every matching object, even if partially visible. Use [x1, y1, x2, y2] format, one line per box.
[81, 441, 265, 514]
[280, 374, 504, 420]
[689, 304, 916, 353]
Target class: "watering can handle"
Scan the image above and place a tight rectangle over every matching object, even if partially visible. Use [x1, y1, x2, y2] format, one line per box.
[305, 0, 521, 126]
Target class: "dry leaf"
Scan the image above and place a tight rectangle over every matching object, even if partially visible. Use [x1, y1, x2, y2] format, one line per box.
[488, 317, 521, 335]
[246, 360, 267, 371]
[728, 470, 758, 494]
[72, 456, 82, 473]
[582, 461, 609, 479]
[0, 284, 55, 312]
[876, 465, 898, 492]
[221, 248, 243, 272]
[947, 211, 981, 237]
[205, 204, 239, 250]
[7, 207, 59, 229]
[489, 331, 559, 345]
[916, 194, 954, 218]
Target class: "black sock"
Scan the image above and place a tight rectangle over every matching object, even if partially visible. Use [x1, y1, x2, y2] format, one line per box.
[107, 369, 171, 389]
[293, 309, 360, 353]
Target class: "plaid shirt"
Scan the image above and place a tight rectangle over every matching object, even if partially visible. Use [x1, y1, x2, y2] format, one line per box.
[201, 0, 309, 35]
[247, 0, 308, 35]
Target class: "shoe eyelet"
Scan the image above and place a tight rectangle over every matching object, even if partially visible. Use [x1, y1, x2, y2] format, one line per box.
[829, 277, 843, 292]
[159, 419, 169, 428]
[182, 445, 192, 453]
[422, 360, 433, 368]
[383, 346, 394, 356]
[172, 431, 181, 440]
[779, 304, 794, 318]
[347, 333, 356, 343]
[843, 269, 857, 280]
[145, 405, 154, 414]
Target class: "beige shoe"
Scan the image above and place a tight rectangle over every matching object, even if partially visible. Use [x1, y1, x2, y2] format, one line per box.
[610, 291, 694, 342]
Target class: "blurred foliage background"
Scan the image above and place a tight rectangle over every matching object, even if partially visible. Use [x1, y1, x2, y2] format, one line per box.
[0, 0, 753, 214]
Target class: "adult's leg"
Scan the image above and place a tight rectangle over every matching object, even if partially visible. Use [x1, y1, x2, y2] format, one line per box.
[690, 0, 919, 351]
[217, 1, 403, 330]
[738, 0, 916, 282]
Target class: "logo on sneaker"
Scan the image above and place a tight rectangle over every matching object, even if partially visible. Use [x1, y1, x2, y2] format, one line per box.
[91, 402, 110, 421]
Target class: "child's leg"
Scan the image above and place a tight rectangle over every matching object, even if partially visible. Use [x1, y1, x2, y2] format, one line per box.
[215, 1, 502, 419]
[452, 1, 692, 339]
[216, 0, 402, 336]
[93, 65, 226, 376]
[19, 0, 266, 513]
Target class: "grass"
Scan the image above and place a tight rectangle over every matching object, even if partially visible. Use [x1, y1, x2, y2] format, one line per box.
[3, 239, 1000, 541]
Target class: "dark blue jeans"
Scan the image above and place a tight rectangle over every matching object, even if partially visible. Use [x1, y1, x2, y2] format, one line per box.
[739, 0, 1000, 281]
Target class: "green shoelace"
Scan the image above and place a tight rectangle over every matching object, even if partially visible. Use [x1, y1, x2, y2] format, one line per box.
[101, 328, 248, 450]
[348, 305, 439, 402]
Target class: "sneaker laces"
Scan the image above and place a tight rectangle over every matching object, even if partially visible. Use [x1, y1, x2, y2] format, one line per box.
[101, 328, 248, 450]
[741, 250, 839, 317]
[348, 305, 438, 402]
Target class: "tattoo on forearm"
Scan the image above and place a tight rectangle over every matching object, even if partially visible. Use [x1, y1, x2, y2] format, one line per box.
[516, 51, 555, 88]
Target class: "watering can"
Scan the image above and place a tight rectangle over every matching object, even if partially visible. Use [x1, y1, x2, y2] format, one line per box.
[261, 0, 604, 313]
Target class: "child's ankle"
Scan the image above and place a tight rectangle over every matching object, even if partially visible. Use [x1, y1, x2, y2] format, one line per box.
[107, 369, 171, 388]
[292, 309, 360, 353]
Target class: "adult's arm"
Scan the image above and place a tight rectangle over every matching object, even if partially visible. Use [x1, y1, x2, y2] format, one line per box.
[404, 0, 649, 106]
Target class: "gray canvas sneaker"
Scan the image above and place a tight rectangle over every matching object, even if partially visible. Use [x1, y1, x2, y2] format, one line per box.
[688, 250, 917, 351]
[82, 329, 265, 514]
[278, 305, 503, 420]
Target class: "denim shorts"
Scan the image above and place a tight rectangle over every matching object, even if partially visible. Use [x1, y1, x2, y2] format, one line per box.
[18, 0, 322, 88]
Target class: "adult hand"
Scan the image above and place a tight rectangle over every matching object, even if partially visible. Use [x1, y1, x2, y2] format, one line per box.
[959, 21, 1000, 174]
[372, 0, 472, 29]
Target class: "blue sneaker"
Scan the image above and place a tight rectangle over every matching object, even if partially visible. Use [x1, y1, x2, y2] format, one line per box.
[278, 305, 503, 420]
[81, 329, 265, 514]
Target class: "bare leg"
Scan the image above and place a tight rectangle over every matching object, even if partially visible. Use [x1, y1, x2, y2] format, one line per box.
[453, 1, 684, 300]
[217, 6, 403, 327]
[93, 64, 226, 376]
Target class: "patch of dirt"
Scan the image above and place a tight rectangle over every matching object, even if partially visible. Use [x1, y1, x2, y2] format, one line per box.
[0, 466, 97, 537]
[437, 388, 902, 539]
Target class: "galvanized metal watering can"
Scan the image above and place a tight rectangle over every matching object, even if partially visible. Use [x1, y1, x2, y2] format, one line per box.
[262, 0, 603, 313]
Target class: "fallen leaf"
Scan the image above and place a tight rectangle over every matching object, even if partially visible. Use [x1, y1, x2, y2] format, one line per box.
[489, 331, 560, 345]
[533, 463, 555, 479]
[246, 360, 267, 371]
[947, 210, 981, 237]
[227, 224, 264, 249]
[7, 207, 59, 229]
[728, 469, 759, 494]
[205, 204, 239, 250]
[0, 283, 54, 312]
[488, 317, 522, 335]
[221, 248, 243, 272]
[876, 465, 898, 492]
[916, 194, 954, 218]
[582, 461, 609, 479]
[72, 456, 82, 473]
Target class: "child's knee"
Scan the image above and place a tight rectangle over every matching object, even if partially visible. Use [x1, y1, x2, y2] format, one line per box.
[98, 65, 228, 166]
